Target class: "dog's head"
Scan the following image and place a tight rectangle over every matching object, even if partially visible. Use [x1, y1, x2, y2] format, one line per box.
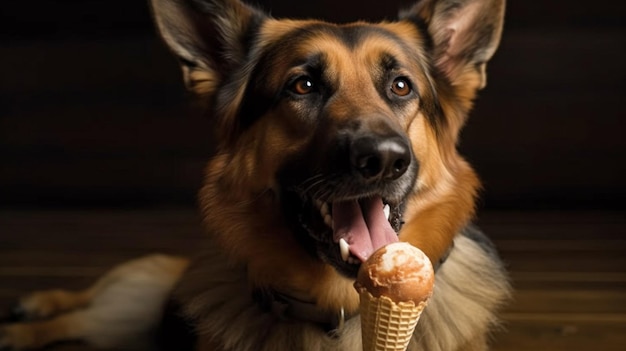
[151, 0, 504, 279]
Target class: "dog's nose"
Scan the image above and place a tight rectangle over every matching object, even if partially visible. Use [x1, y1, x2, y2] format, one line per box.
[350, 136, 411, 181]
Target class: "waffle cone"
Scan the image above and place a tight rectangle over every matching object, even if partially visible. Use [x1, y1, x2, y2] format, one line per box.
[359, 290, 428, 351]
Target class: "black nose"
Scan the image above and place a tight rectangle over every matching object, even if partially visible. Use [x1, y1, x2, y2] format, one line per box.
[350, 136, 411, 181]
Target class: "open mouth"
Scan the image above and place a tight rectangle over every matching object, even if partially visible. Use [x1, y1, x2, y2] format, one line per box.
[285, 191, 405, 277]
[279, 130, 416, 277]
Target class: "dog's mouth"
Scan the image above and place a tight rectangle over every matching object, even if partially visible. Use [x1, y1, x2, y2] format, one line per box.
[284, 191, 405, 277]
[279, 130, 416, 277]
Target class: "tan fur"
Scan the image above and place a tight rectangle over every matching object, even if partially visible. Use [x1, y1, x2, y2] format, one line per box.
[0, 1, 509, 350]
[1, 316, 81, 350]
[16, 289, 94, 320]
[1, 255, 189, 349]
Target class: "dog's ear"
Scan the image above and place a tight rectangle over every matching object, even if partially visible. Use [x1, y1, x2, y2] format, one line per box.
[401, 0, 505, 90]
[150, 0, 265, 95]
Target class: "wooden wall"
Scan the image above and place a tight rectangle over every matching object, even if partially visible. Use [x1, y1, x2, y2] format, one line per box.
[1, 0, 624, 209]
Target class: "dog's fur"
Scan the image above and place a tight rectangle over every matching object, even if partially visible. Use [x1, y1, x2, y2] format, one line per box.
[0, 0, 510, 350]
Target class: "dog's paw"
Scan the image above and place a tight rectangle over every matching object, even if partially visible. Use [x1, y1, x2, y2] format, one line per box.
[0, 324, 34, 351]
[7, 291, 67, 322]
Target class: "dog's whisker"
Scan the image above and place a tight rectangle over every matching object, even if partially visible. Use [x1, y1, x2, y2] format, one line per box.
[298, 174, 327, 194]
[300, 179, 325, 196]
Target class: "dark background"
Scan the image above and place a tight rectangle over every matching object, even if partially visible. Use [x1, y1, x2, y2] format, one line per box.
[1, 0, 624, 210]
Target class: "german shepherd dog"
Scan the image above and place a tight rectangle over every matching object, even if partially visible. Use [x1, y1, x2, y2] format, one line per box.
[0, 0, 510, 350]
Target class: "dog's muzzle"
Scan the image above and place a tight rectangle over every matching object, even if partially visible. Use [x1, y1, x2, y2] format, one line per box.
[280, 118, 417, 277]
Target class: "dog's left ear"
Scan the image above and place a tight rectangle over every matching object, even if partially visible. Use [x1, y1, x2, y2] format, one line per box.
[401, 0, 505, 90]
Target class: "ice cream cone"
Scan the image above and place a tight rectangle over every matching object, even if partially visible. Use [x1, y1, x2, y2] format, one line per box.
[355, 242, 435, 351]
[359, 289, 428, 351]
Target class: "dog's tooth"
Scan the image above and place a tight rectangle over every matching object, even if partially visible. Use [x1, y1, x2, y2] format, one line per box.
[324, 214, 333, 228]
[383, 204, 390, 220]
[339, 238, 350, 262]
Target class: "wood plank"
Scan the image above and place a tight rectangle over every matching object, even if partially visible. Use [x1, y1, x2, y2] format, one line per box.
[493, 315, 626, 351]
[496, 240, 626, 252]
[478, 211, 626, 240]
[509, 290, 626, 314]
[510, 272, 626, 291]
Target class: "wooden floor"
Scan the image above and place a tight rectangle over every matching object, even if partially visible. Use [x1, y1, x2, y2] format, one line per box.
[0, 209, 624, 350]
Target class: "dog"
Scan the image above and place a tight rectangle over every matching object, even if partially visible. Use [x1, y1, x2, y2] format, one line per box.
[0, 0, 510, 350]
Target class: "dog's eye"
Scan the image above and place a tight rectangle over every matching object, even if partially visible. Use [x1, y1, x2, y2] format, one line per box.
[290, 77, 315, 95]
[390, 77, 412, 97]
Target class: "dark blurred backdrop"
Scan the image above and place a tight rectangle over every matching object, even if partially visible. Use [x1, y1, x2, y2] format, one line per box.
[1, 0, 624, 210]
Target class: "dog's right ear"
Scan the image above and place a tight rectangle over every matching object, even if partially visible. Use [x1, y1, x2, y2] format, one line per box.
[150, 0, 265, 95]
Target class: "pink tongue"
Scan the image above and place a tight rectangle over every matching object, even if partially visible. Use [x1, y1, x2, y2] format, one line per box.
[332, 196, 399, 262]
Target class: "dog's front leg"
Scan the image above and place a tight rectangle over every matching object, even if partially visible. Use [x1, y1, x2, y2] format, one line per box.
[0, 254, 189, 350]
